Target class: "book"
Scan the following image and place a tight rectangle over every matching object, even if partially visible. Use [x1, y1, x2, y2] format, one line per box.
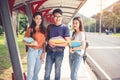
[49, 36, 66, 44]
[23, 37, 34, 43]
[71, 41, 81, 48]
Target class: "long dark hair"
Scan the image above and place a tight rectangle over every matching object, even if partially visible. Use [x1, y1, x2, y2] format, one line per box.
[30, 12, 45, 35]
[72, 16, 84, 36]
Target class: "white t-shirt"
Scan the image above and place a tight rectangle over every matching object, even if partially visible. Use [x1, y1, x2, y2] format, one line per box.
[72, 31, 85, 56]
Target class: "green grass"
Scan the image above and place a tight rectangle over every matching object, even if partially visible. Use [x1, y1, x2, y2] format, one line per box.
[111, 33, 120, 37]
[0, 34, 26, 74]
[0, 36, 10, 74]
[92, 32, 120, 37]
[17, 34, 26, 57]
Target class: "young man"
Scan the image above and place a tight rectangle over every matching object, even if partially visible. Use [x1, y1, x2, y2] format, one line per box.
[44, 9, 70, 80]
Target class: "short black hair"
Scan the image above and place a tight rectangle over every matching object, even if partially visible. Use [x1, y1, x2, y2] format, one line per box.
[52, 9, 63, 15]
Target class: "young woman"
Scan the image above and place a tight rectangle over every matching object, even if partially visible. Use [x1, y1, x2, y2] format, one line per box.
[23, 12, 46, 80]
[69, 16, 86, 80]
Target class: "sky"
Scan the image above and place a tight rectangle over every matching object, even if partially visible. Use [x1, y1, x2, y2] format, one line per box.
[79, 0, 119, 17]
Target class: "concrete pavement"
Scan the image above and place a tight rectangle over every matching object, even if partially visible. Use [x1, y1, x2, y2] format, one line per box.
[38, 47, 97, 80]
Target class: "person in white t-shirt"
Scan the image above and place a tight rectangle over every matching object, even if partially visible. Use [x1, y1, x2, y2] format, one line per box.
[69, 16, 86, 80]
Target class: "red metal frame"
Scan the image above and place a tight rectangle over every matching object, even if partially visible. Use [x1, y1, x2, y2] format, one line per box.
[12, 72, 26, 80]
[30, 0, 47, 14]
[15, 5, 26, 14]
[9, 0, 54, 23]
[8, 0, 15, 15]
[40, 9, 54, 23]
[46, 14, 54, 23]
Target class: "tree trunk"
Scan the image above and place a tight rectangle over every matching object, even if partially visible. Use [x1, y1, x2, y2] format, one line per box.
[113, 23, 116, 33]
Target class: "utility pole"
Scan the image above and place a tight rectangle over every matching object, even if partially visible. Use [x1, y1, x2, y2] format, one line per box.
[99, 0, 102, 34]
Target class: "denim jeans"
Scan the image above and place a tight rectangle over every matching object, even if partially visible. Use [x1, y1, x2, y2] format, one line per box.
[27, 47, 43, 80]
[44, 51, 64, 80]
[69, 52, 82, 80]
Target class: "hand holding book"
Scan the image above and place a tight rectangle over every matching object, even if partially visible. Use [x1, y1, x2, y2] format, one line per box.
[23, 37, 38, 46]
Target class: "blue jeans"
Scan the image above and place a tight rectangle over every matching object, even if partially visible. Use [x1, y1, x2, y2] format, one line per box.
[69, 52, 82, 80]
[44, 51, 64, 80]
[27, 47, 43, 80]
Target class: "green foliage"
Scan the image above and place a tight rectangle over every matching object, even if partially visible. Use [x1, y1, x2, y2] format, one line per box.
[18, 14, 28, 31]
[102, 10, 114, 29]
[0, 26, 3, 35]
[113, 3, 120, 15]
[76, 13, 96, 32]
[92, 3, 120, 33]
[90, 23, 96, 32]
[0, 34, 26, 74]
[112, 3, 120, 29]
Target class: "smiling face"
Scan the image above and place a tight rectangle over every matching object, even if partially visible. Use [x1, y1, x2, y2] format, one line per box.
[53, 12, 62, 26]
[73, 19, 80, 30]
[33, 15, 42, 26]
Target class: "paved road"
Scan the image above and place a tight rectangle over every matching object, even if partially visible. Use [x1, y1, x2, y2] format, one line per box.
[86, 33, 120, 80]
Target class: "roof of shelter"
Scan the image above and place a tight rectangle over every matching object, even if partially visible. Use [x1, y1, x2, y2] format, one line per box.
[10, 0, 87, 24]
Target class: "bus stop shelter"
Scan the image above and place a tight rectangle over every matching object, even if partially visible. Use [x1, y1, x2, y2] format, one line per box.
[0, 0, 87, 79]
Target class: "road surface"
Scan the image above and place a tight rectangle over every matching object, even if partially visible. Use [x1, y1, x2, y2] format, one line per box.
[86, 33, 120, 80]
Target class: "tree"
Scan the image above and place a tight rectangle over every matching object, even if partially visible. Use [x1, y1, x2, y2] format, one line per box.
[112, 3, 120, 33]
[92, 13, 101, 32]
[113, 3, 120, 15]
[102, 10, 114, 31]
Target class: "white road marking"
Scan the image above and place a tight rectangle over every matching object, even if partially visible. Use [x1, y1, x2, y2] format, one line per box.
[88, 46, 120, 49]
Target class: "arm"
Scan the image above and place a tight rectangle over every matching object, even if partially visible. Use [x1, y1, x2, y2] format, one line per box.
[40, 41, 46, 63]
[22, 27, 36, 46]
[40, 34, 47, 63]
